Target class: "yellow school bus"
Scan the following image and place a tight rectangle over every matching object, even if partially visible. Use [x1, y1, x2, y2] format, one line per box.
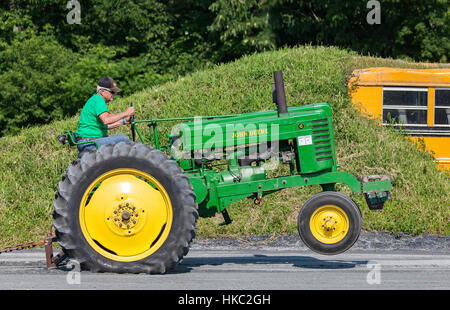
[348, 67, 450, 171]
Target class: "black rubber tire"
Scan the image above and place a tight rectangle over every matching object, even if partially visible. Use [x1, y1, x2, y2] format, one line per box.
[52, 142, 198, 274]
[297, 191, 362, 255]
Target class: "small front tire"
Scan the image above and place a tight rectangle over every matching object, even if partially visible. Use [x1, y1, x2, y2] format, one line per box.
[298, 191, 362, 255]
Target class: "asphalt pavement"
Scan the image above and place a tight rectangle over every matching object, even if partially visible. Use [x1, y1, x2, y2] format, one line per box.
[0, 232, 448, 291]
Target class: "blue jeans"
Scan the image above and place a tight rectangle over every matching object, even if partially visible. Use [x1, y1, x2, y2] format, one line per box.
[77, 133, 130, 153]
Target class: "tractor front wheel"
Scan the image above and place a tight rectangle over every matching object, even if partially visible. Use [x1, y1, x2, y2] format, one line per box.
[52, 142, 198, 274]
[298, 191, 362, 255]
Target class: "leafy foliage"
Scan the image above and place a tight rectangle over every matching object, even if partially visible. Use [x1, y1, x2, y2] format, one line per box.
[0, 25, 76, 135]
[208, 0, 449, 62]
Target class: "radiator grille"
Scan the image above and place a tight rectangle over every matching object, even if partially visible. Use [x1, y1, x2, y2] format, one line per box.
[311, 119, 333, 162]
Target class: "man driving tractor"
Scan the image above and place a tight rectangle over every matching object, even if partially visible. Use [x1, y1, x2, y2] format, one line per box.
[75, 77, 135, 153]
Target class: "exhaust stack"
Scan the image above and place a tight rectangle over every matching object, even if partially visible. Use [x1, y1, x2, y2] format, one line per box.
[272, 70, 288, 117]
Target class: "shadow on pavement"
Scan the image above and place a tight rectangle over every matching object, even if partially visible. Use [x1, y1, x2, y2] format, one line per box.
[171, 254, 369, 274]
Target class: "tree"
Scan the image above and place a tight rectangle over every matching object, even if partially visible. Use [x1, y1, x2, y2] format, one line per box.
[0, 29, 78, 135]
[207, 0, 449, 63]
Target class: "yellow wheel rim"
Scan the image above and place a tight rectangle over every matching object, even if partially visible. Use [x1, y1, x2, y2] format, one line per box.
[310, 205, 349, 244]
[79, 168, 173, 262]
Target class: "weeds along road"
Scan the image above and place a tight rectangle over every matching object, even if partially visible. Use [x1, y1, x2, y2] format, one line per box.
[0, 232, 448, 290]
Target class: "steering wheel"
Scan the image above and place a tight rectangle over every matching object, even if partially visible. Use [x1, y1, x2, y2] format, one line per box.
[129, 102, 136, 141]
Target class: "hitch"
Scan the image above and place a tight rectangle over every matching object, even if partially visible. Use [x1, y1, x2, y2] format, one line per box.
[0, 227, 66, 269]
[44, 231, 67, 269]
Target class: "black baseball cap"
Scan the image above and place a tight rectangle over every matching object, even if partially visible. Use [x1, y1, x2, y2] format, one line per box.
[98, 77, 121, 94]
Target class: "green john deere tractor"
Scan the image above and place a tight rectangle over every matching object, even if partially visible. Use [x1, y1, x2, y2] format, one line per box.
[54, 71, 391, 274]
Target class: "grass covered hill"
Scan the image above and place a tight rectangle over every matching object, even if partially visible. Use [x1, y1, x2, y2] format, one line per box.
[0, 46, 449, 247]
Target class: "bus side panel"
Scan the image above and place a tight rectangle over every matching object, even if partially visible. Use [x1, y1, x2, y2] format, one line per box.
[349, 86, 383, 122]
[409, 136, 450, 171]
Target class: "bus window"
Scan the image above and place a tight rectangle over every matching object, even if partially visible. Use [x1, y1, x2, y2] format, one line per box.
[434, 88, 450, 126]
[382, 87, 428, 125]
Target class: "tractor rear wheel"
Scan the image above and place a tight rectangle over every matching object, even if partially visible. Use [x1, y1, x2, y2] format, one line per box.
[297, 191, 362, 255]
[52, 142, 198, 274]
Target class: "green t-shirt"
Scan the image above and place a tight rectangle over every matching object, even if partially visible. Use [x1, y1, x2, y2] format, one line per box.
[76, 94, 109, 138]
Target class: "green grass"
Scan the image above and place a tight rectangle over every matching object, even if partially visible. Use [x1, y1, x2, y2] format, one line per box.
[0, 46, 449, 247]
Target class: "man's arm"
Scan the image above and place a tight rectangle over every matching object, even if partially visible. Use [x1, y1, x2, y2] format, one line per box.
[98, 107, 134, 126]
[107, 117, 130, 129]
